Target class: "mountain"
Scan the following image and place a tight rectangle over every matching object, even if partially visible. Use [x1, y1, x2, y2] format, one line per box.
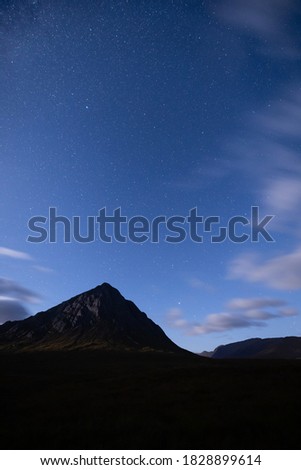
[0, 282, 182, 352]
[198, 350, 214, 358]
[211, 336, 301, 359]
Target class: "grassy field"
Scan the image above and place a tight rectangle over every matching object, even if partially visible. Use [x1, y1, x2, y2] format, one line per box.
[0, 351, 300, 449]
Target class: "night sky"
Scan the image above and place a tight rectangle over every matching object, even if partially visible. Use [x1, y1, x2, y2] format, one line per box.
[1, 0, 301, 352]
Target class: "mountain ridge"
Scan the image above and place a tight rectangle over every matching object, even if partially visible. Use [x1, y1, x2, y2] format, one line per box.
[0, 282, 183, 353]
[203, 336, 301, 359]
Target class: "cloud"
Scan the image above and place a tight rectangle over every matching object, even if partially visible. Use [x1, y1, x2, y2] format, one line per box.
[243, 310, 277, 320]
[230, 89, 301, 176]
[191, 312, 259, 334]
[265, 178, 299, 214]
[263, 177, 301, 225]
[220, 0, 291, 34]
[167, 308, 188, 328]
[0, 299, 29, 325]
[0, 247, 32, 260]
[247, 90, 301, 231]
[280, 307, 299, 316]
[226, 85, 301, 235]
[229, 248, 301, 290]
[33, 265, 54, 273]
[256, 90, 301, 138]
[0, 278, 40, 325]
[216, 6, 301, 238]
[218, 0, 300, 59]
[227, 297, 286, 310]
[167, 296, 298, 335]
[0, 278, 40, 304]
[259, 142, 301, 175]
[258, 101, 301, 234]
[188, 277, 214, 293]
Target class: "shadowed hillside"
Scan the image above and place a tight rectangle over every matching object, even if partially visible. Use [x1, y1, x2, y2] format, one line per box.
[0, 283, 182, 353]
[212, 336, 301, 359]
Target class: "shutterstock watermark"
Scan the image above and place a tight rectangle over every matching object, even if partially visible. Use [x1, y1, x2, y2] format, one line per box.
[27, 206, 275, 244]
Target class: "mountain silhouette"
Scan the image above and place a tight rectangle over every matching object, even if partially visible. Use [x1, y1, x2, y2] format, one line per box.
[211, 336, 301, 359]
[0, 283, 182, 352]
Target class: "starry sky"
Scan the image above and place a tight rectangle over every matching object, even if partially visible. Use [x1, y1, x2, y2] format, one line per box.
[1, 0, 301, 352]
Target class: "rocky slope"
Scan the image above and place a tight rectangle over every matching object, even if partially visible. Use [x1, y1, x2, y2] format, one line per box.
[0, 282, 182, 352]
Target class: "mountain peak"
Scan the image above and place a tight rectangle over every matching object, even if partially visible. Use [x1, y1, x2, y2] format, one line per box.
[0, 283, 183, 353]
[103, 282, 117, 288]
[88, 282, 126, 300]
[97, 282, 117, 291]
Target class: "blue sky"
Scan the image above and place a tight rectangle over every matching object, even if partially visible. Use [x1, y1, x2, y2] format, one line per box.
[1, 0, 301, 352]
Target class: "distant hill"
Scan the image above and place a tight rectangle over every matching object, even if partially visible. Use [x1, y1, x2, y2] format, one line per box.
[198, 350, 214, 358]
[210, 337, 301, 359]
[0, 282, 183, 353]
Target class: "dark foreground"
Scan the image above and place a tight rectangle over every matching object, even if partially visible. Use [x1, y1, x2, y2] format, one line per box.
[0, 351, 300, 449]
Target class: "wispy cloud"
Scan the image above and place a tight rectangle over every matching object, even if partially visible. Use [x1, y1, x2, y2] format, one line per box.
[251, 90, 301, 232]
[0, 247, 32, 260]
[233, 88, 301, 172]
[225, 84, 301, 236]
[0, 278, 40, 304]
[215, 2, 301, 297]
[0, 299, 29, 325]
[32, 265, 54, 273]
[0, 278, 40, 324]
[167, 308, 188, 328]
[167, 297, 298, 335]
[256, 90, 301, 137]
[218, 3, 301, 232]
[218, 0, 300, 59]
[229, 247, 301, 290]
[188, 277, 214, 293]
[264, 177, 301, 227]
[227, 297, 286, 310]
